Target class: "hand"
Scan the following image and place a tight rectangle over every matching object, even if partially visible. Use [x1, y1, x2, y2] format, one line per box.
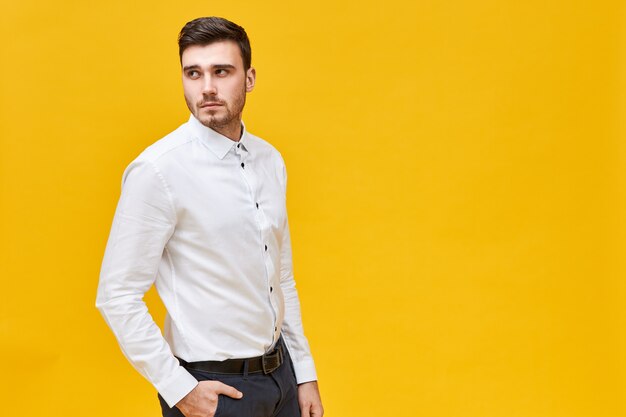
[298, 381, 324, 417]
[176, 380, 243, 417]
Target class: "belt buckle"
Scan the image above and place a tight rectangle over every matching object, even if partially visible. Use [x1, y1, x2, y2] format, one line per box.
[262, 345, 282, 374]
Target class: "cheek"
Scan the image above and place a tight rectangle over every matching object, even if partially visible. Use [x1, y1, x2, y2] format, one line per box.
[223, 78, 246, 96]
[182, 81, 200, 100]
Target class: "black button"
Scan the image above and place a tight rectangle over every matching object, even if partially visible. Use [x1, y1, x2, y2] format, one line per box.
[237, 143, 240, 148]
[256, 202, 259, 209]
[274, 327, 277, 331]
[270, 286, 273, 292]
[264, 245, 267, 251]
[241, 162, 245, 168]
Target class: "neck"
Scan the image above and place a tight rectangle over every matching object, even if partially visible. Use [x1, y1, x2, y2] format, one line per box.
[212, 119, 242, 142]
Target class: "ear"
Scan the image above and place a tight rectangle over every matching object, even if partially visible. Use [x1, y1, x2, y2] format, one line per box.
[246, 67, 256, 93]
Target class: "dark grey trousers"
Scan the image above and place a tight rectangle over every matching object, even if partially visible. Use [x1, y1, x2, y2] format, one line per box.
[158, 340, 300, 417]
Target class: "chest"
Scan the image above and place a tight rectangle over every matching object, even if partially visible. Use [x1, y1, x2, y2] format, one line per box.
[166, 152, 286, 242]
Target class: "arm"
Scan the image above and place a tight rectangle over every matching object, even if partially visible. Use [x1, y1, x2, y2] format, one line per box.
[95, 159, 198, 408]
[278, 161, 324, 417]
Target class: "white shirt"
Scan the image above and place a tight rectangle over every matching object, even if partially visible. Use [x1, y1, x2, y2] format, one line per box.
[96, 114, 317, 408]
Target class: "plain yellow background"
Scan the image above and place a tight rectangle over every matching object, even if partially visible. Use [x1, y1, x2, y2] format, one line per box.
[1, 1, 625, 416]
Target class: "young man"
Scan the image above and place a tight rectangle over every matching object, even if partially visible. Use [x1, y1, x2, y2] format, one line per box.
[96, 16, 323, 417]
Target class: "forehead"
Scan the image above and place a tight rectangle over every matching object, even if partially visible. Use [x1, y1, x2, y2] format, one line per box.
[181, 40, 243, 69]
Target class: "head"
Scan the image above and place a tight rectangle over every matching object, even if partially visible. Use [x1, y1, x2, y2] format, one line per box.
[178, 17, 256, 139]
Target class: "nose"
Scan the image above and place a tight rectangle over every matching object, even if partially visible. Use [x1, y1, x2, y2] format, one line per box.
[202, 75, 217, 96]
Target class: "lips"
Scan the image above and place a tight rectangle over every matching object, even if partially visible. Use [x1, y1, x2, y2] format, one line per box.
[200, 102, 223, 108]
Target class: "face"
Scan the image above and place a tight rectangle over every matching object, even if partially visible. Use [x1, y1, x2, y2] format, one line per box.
[181, 41, 255, 139]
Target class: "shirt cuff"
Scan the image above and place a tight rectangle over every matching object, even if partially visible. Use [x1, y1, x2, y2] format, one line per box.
[292, 358, 317, 384]
[158, 366, 199, 408]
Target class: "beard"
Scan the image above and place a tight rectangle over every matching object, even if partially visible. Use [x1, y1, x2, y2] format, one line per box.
[189, 84, 247, 131]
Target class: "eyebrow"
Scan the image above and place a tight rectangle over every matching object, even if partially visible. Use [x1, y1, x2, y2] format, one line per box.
[182, 64, 237, 72]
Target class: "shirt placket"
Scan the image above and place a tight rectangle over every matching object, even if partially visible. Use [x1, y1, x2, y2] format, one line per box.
[235, 143, 281, 345]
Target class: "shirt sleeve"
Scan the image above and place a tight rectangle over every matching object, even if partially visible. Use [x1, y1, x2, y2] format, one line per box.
[95, 158, 198, 408]
[277, 160, 318, 384]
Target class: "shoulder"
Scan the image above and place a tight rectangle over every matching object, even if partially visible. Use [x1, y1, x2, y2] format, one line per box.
[121, 122, 194, 183]
[246, 131, 288, 190]
[136, 122, 194, 163]
[246, 132, 286, 168]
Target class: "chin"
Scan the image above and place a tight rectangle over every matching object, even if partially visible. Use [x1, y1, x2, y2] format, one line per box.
[199, 116, 226, 130]
[194, 114, 212, 127]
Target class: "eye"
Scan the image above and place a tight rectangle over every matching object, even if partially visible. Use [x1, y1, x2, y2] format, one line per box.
[215, 69, 229, 76]
[187, 70, 200, 79]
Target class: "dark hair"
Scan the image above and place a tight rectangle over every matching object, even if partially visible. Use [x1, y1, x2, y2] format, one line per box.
[178, 17, 252, 70]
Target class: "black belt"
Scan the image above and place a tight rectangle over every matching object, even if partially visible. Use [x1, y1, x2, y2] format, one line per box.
[177, 342, 284, 375]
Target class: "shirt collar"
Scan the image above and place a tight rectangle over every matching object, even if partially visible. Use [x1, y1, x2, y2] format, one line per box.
[187, 113, 249, 159]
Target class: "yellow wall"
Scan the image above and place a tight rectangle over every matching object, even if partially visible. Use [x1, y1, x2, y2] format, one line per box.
[1, 1, 625, 416]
